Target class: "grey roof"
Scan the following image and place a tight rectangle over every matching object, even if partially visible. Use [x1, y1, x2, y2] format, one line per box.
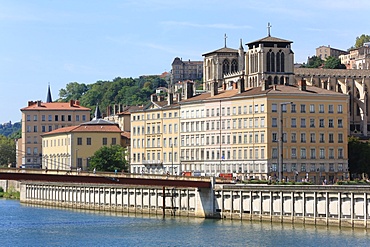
[82, 118, 117, 126]
[247, 36, 292, 47]
[202, 47, 239, 56]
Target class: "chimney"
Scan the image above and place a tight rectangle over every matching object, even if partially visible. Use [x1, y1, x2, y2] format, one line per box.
[299, 79, 307, 91]
[211, 80, 218, 97]
[151, 94, 158, 102]
[184, 81, 194, 100]
[238, 77, 245, 93]
[168, 92, 173, 105]
[176, 92, 182, 102]
[69, 100, 74, 107]
[28, 101, 34, 106]
[261, 80, 269, 91]
[37, 100, 42, 107]
[75, 100, 80, 106]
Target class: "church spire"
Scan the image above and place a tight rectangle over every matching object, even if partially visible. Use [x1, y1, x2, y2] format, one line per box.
[224, 33, 228, 48]
[46, 84, 52, 103]
[93, 104, 102, 120]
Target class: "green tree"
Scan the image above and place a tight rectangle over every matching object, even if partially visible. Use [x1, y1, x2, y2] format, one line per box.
[0, 135, 16, 166]
[348, 136, 370, 177]
[305, 56, 324, 68]
[58, 82, 89, 102]
[89, 145, 128, 172]
[323, 56, 346, 69]
[355, 34, 370, 48]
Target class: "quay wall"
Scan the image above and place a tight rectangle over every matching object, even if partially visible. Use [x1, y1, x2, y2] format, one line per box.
[20, 182, 370, 228]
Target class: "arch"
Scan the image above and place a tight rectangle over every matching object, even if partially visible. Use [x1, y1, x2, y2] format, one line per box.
[274, 76, 278, 85]
[267, 76, 272, 85]
[271, 52, 275, 72]
[267, 51, 271, 72]
[222, 59, 230, 75]
[276, 52, 281, 72]
[280, 76, 284, 85]
[281, 52, 285, 72]
[231, 59, 238, 73]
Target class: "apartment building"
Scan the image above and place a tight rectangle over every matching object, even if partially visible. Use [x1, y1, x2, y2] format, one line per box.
[19, 93, 90, 168]
[171, 57, 203, 82]
[316, 45, 348, 60]
[41, 107, 122, 171]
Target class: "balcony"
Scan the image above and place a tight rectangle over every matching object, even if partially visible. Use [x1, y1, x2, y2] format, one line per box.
[142, 160, 162, 165]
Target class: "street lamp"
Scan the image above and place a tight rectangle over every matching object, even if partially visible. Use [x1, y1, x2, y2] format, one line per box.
[278, 102, 293, 182]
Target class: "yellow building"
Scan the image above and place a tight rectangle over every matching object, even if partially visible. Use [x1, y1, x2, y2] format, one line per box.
[130, 94, 181, 175]
[20, 87, 91, 168]
[41, 113, 122, 171]
[131, 81, 349, 184]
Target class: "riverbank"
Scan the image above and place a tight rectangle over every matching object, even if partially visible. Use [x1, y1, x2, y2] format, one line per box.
[0, 186, 20, 199]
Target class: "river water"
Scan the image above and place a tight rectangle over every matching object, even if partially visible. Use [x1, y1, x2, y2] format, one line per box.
[0, 199, 369, 246]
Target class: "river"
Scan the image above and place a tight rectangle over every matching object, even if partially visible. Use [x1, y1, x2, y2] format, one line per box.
[0, 199, 368, 246]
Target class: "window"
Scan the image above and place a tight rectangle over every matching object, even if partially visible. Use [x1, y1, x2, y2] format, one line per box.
[272, 133, 277, 142]
[103, 138, 107, 145]
[261, 104, 265, 113]
[338, 119, 343, 128]
[310, 148, 316, 159]
[87, 138, 91, 145]
[301, 163, 306, 172]
[68, 115, 72, 121]
[26, 115, 31, 121]
[329, 148, 334, 159]
[310, 119, 315, 128]
[337, 105, 343, 113]
[33, 126, 38, 132]
[42, 126, 46, 132]
[254, 105, 258, 113]
[329, 133, 334, 143]
[261, 118, 265, 127]
[310, 133, 315, 143]
[291, 148, 297, 158]
[61, 115, 65, 121]
[338, 133, 343, 143]
[300, 133, 306, 143]
[272, 104, 277, 112]
[77, 138, 82, 145]
[300, 118, 306, 128]
[272, 148, 278, 158]
[309, 104, 315, 113]
[300, 104, 306, 113]
[272, 118, 277, 127]
[319, 133, 325, 143]
[82, 115, 86, 121]
[55, 115, 59, 121]
[291, 118, 296, 127]
[291, 133, 296, 142]
[42, 115, 45, 121]
[328, 119, 334, 128]
[320, 148, 325, 159]
[48, 115, 52, 121]
[112, 138, 116, 145]
[319, 119, 324, 128]
[300, 148, 306, 159]
[291, 104, 296, 113]
[328, 104, 334, 113]
[338, 148, 343, 159]
[319, 104, 324, 113]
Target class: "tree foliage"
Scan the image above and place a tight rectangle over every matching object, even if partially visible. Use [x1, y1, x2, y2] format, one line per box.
[348, 136, 370, 177]
[0, 135, 16, 167]
[89, 145, 128, 172]
[322, 56, 346, 69]
[58, 76, 167, 116]
[305, 56, 324, 68]
[355, 34, 370, 48]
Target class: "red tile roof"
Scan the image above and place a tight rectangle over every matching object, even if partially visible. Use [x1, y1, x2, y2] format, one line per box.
[42, 124, 121, 136]
[21, 101, 90, 111]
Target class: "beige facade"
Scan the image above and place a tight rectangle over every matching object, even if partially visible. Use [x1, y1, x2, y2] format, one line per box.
[316, 45, 348, 60]
[41, 119, 122, 171]
[130, 98, 181, 175]
[171, 57, 203, 82]
[20, 100, 90, 168]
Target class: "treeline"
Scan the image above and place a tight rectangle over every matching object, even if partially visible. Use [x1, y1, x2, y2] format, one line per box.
[57, 75, 168, 117]
[0, 122, 21, 138]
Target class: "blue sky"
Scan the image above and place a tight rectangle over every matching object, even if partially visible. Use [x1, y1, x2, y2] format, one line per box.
[1, 0, 369, 123]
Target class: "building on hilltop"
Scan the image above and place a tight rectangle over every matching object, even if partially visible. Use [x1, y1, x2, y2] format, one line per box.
[41, 105, 123, 171]
[171, 57, 203, 82]
[19, 86, 91, 168]
[316, 45, 348, 60]
[340, 43, 370, 70]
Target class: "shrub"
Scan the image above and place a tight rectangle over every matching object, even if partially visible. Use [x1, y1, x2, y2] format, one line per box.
[0, 187, 3, 193]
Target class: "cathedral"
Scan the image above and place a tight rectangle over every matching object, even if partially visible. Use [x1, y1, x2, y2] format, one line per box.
[203, 24, 295, 91]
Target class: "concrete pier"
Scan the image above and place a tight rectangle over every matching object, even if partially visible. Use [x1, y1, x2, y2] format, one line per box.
[20, 182, 370, 228]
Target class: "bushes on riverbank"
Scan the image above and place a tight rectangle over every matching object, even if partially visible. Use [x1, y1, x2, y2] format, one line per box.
[0, 186, 20, 199]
